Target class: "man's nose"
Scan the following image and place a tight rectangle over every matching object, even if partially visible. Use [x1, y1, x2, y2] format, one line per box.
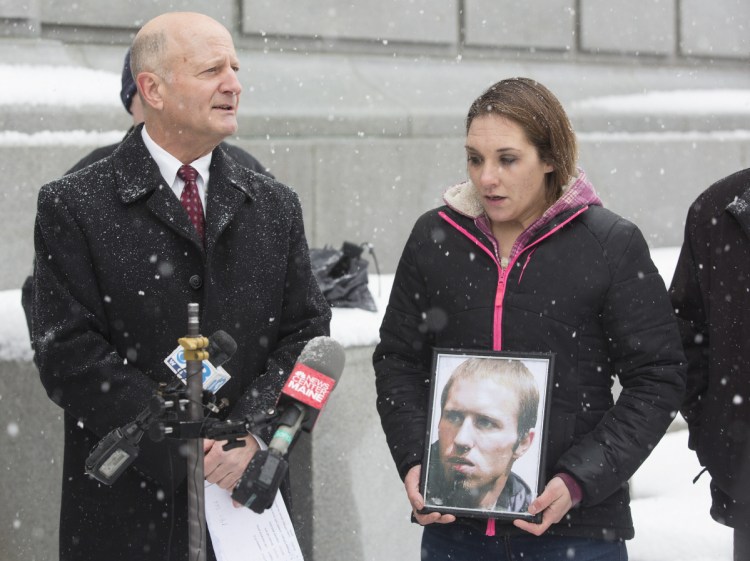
[221, 68, 242, 97]
[453, 419, 475, 448]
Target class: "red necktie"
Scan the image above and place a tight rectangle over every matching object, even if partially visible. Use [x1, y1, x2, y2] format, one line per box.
[177, 164, 205, 242]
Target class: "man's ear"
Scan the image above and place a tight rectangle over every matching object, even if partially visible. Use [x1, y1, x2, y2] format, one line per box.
[512, 429, 535, 460]
[136, 72, 164, 111]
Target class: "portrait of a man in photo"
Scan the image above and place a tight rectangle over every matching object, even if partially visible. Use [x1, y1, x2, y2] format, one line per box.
[425, 357, 539, 514]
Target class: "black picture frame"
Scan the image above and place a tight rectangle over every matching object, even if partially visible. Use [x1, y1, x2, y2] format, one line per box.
[419, 348, 554, 523]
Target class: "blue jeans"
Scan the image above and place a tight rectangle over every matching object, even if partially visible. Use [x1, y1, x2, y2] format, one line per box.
[421, 524, 628, 561]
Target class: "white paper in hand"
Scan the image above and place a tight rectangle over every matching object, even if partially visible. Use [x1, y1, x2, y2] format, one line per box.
[205, 482, 303, 561]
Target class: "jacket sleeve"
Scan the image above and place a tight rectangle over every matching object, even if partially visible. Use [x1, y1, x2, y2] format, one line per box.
[230, 192, 331, 421]
[33, 183, 183, 487]
[669, 206, 710, 447]
[554, 221, 687, 506]
[373, 223, 433, 480]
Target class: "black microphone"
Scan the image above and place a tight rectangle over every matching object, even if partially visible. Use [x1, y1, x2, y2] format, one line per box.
[85, 330, 238, 485]
[232, 336, 345, 512]
[206, 330, 237, 368]
[84, 406, 152, 485]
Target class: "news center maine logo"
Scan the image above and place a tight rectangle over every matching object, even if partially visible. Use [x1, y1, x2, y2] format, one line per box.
[286, 366, 333, 406]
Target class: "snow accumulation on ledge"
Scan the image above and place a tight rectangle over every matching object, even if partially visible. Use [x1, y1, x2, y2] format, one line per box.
[572, 89, 750, 115]
[0, 130, 125, 146]
[0, 62, 748, 116]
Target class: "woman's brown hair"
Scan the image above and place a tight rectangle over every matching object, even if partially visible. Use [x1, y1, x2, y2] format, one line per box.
[466, 77, 578, 203]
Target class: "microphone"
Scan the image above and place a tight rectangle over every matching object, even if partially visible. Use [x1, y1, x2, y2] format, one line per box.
[84, 406, 152, 485]
[163, 330, 237, 393]
[206, 330, 237, 368]
[232, 336, 345, 512]
[277, 335, 345, 433]
[85, 330, 238, 485]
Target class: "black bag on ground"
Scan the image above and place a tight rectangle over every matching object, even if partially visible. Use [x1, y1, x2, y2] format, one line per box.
[309, 242, 378, 312]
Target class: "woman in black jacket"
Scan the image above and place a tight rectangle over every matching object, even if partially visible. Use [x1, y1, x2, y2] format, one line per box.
[373, 78, 686, 560]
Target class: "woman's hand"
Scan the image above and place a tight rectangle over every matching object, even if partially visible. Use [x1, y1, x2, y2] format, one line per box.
[513, 476, 573, 536]
[404, 464, 456, 526]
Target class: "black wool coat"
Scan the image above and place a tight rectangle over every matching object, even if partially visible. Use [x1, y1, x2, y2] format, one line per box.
[32, 126, 330, 560]
[670, 167, 750, 528]
[374, 203, 686, 540]
[21, 134, 273, 339]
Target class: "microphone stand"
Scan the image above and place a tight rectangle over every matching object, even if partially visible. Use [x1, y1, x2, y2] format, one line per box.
[183, 303, 207, 561]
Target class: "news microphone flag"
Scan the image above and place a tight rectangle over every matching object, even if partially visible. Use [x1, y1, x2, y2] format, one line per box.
[277, 336, 344, 432]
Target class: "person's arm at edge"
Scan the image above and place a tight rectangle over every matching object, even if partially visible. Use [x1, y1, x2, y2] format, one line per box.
[669, 204, 710, 445]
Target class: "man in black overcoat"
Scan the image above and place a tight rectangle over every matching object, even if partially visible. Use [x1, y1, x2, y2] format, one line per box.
[31, 12, 330, 560]
[671, 167, 750, 561]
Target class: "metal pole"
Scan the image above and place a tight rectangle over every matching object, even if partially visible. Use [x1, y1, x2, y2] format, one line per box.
[185, 302, 206, 561]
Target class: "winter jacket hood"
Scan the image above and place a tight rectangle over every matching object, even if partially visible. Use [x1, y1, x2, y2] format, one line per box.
[442, 168, 602, 221]
[442, 169, 603, 263]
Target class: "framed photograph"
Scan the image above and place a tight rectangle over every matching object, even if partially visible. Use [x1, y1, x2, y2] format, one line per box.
[419, 348, 554, 522]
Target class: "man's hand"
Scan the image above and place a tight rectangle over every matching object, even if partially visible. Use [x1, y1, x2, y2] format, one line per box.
[513, 476, 573, 536]
[404, 464, 456, 526]
[204, 435, 260, 490]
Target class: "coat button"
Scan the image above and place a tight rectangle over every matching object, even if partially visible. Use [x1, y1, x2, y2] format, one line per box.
[189, 275, 203, 290]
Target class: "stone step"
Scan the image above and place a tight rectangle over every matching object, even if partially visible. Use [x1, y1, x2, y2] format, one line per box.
[3, 40, 750, 290]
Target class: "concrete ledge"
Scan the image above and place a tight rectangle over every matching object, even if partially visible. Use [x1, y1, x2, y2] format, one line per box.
[0, 359, 62, 561]
[2, 130, 748, 291]
[3, 43, 750, 138]
[312, 346, 422, 561]
[3, 41, 750, 289]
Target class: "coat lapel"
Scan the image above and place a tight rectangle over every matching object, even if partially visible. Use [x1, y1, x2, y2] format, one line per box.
[204, 147, 254, 253]
[111, 127, 206, 254]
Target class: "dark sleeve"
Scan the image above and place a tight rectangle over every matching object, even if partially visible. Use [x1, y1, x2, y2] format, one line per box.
[373, 221, 433, 480]
[220, 143, 275, 179]
[32, 184, 182, 486]
[669, 204, 710, 446]
[24, 141, 122, 357]
[555, 222, 687, 506]
[23, 141, 122, 358]
[230, 191, 330, 419]
[65, 143, 119, 175]
[21, 273, 34, 342]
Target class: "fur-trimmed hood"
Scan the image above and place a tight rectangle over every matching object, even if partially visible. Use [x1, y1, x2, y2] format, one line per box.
[442, 168, 603, 221]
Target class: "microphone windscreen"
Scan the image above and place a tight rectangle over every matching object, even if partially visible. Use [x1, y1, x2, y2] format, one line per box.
[207, 330, 238, 367]
[296, 336, 345, 382]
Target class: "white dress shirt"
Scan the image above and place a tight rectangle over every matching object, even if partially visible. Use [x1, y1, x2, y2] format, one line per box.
[141, 126, 212, 215]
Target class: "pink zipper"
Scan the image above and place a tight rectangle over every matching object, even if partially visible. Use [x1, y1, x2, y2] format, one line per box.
[439, 211, 506, 352]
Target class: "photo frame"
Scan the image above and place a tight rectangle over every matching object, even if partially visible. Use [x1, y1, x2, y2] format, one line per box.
[419, 348, 554, 522]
